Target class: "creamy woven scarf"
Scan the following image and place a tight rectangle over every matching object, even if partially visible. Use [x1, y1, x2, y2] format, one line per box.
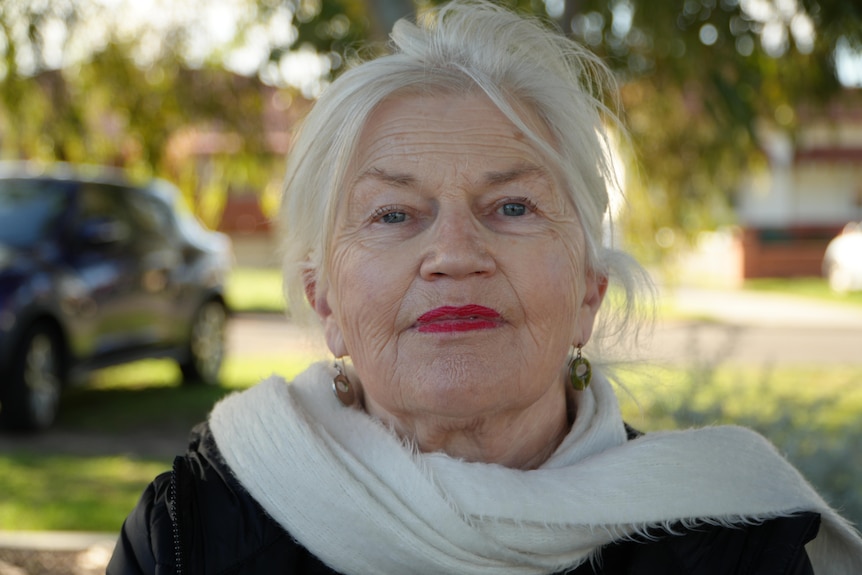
[209, 361, 862, 574]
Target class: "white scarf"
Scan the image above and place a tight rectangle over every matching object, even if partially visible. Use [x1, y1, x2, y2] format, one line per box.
[209, 362, 862, 574]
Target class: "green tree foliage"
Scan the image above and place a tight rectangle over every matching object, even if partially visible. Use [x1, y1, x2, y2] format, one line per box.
[257, 0, 548, 70]
[252, 0, 862, 262]
[1, 0, 859, 248]
[0, 0, 275, 219]
[559, 0, 862, 261]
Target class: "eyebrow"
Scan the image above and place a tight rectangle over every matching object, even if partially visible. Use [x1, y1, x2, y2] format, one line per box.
[356, 167, 417, 187]
[356, 164, 550, 188]
[483, 164, 550, 187]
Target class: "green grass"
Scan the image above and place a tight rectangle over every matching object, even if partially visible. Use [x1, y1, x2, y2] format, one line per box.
[0, 454, 167, 531]
[2, 360, 861, 532]
[615, 363, 862, 525]
[615, 364, 862, 432]
[54, 355, 318, 433]
[226, 267, 285, 314]
[744, 277, 862, 308]
[0, 354, 320, 533]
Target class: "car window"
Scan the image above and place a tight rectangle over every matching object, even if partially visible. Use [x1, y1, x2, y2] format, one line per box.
[151, 179, 212, 246]
[0, 178, 70, 248]
[79, 182, 128, 220]
[77, 182, 134, 246]
[79, 183, 178, 255]
[125, 191, 175, 245]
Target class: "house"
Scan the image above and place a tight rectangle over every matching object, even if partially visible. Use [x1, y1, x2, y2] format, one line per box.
[733, 91, 862, 279]
[165, 78, 313, 268]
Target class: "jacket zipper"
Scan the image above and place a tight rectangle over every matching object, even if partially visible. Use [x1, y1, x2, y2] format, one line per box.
[170, 457, 185, 575]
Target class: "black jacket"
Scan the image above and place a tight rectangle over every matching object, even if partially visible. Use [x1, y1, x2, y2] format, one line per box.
[108, 423, 820, 574]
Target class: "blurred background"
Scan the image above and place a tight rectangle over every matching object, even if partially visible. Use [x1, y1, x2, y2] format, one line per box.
[0, 0, 860, 573]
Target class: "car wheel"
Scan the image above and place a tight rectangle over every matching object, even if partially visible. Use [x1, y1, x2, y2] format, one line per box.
[180, 300, 227, 386]
[1, 324, 64, 431]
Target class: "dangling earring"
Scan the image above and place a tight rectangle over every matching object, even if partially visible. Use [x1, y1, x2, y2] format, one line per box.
[332, 360, 361, 407]
[568, 345, 592, 391]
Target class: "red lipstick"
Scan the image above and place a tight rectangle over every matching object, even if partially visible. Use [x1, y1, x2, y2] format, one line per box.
[415, 305, 502, 333]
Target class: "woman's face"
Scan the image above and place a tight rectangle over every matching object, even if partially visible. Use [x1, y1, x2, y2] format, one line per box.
[310, 92, 605, 426]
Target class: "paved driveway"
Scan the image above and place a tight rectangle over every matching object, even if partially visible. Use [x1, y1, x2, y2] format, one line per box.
[229, 288, 862, 365]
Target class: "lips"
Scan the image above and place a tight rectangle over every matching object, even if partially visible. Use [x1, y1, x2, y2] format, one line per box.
[415, 305, 502, 333]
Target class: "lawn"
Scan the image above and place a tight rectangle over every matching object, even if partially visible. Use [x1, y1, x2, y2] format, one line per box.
[616, 363, 862, 528]
[2, 360, 861, 532]
[0, 454, 168, 532]
[225, 266, 285, 314]
[0, 354, 318, 532]
[744, 277, 862, 307]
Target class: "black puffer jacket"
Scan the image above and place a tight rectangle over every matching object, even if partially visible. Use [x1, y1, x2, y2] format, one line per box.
[108, 423, 820, 574]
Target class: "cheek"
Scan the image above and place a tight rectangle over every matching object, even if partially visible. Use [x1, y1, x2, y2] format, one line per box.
[518, 236, 586, 333]
[328, 244, 413, 355]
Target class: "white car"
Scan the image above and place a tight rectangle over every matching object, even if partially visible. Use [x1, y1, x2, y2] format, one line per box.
[823, 222, 862, 293]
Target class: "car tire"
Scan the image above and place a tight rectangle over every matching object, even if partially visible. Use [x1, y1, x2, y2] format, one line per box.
[0, 323, 64, 431]
[179, 300, 227, 386]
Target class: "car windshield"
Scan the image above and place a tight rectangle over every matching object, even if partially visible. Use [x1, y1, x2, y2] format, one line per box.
[0, 179, 68, 248]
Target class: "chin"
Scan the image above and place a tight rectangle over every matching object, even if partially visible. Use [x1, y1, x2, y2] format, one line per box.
[409, 372, 512, 413]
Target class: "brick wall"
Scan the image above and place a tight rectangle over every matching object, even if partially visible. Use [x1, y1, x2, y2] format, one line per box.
[739, 226, 843, 279]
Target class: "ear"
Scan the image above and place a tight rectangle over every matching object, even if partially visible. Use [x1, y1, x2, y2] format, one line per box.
[304, 274, 349, 358]
[575, 271, 608, 347]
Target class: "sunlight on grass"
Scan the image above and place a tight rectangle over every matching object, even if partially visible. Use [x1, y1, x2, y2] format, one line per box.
[88, 355, 318, 391]
[87, 360, 181, 389]
[744, 277, 862, 307]
[0, 454, 166, 531]
[221, 354, 318, 388]
[60, 356, 320, 432]
[226, 267, 285, 314]
[613, 363, 862, 525]
[615, 364, 862, 431]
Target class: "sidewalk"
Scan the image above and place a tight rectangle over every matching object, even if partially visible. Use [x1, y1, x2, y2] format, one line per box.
[668, 285, 862, 329]
[0, 532, 115, 575]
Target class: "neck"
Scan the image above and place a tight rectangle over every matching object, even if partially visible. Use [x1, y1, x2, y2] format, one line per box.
[365, 382, 572, 470]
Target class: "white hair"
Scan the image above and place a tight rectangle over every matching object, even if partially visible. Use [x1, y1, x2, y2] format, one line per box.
[279, 0, 654, 349]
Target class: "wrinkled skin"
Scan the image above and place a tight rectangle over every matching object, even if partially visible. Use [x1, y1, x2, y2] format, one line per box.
[307, 92, 606, 468]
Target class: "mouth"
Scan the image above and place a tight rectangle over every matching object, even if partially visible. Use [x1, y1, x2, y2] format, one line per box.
[415, 305, 502, 333]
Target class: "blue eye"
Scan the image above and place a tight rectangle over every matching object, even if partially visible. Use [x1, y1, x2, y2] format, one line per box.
[500, 203, 528, 216]
[380, 211, 407, 224]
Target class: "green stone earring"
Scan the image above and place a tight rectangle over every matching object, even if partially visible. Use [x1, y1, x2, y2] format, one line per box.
[568, 345, 592, 391]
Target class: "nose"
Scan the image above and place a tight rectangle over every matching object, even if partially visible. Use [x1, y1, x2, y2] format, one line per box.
[419, 207, 496, 280]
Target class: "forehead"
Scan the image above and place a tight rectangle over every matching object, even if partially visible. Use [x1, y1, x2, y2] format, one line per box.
[350, 91, 553, 177]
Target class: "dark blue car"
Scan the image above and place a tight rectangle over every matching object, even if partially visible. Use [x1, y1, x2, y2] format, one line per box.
[0, 162, 232, 430]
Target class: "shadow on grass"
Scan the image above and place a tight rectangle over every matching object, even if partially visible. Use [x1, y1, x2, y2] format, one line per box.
[1, 355, 313, 460]
[0, 380, 238, 460]
[56, 383, 232, 435]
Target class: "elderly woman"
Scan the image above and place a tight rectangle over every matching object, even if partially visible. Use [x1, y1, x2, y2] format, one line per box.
[108, 1, 862, 573]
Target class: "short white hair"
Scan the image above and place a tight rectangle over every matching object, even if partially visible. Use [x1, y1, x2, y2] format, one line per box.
[279, 0, 653, 347]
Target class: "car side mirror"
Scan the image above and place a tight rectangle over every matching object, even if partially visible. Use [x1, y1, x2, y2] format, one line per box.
[79, 217, 130, 246]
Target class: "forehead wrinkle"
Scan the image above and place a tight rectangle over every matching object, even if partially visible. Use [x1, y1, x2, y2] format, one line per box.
[355, 166, 417, 188]
[356, 156, 549, 188]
